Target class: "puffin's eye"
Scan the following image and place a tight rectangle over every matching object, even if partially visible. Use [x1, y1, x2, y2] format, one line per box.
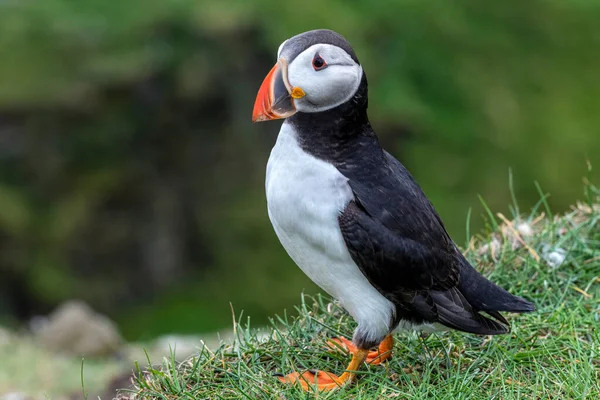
[312, 54, 327, 71]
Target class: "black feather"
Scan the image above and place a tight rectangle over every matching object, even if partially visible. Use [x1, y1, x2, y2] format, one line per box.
[458, 259, 536, 313]
[339, 201, 514, 335]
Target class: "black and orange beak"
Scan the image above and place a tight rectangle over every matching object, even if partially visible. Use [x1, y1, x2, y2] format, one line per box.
[252, 59, 305, 122]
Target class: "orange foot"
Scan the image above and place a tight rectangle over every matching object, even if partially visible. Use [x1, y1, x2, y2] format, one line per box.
[278, 349, 369, 391]
[328, 335, 393, 364]
[277, 370, 348, 391]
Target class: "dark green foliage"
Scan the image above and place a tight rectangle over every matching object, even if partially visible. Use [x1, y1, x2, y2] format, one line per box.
[0, 0, 599, 337]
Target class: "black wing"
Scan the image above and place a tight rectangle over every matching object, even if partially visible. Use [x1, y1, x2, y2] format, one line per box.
[337, 150, 460, 291]
[337, 151, 508, 334]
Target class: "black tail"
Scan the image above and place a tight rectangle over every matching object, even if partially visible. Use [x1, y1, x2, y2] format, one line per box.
[458, 257, 536, 314]
[429, 288, 511, 335]
[420, 260, 536, 336]
[407, 257, 535, 336]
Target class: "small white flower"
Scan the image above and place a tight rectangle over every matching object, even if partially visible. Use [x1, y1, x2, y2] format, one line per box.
[478, 237, 501, 258]
[542, 244, 567, 269]
[517, 222, 534, 237]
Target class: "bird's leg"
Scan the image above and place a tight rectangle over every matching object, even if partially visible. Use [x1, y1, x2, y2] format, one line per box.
[278, 349, 368, 391]
[328, 335, 393, 364]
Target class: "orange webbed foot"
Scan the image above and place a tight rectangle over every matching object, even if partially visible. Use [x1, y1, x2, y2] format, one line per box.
[277, 370, 347, 391]
[327, 335, 393, 365]
[278, 348, 369, 391]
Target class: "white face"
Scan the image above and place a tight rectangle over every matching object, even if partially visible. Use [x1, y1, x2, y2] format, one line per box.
[281, 43, 363, 113]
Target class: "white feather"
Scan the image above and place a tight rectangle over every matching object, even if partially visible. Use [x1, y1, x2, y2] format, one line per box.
[266, 122, 394, 344]
[277, 39, 288, 59]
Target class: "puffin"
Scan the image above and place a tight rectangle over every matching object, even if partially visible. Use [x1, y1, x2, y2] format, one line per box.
[252, 29, 535, 391]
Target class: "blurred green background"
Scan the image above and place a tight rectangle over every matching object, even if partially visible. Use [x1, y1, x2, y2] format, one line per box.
[0, 0, 598, 340]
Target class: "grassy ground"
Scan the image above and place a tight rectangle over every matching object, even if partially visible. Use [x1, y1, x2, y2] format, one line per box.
[123, 183, 600, 399]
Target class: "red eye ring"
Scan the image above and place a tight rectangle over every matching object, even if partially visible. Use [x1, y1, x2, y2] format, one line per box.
[312, 54, 327, 71]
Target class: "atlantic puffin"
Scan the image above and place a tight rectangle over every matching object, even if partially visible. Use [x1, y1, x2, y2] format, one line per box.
[252, 29, 535, 391]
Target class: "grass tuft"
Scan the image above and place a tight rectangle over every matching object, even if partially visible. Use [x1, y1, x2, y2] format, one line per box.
[122, 183, 600, 399]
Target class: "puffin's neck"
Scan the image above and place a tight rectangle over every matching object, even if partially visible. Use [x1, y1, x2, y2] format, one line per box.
[286, 74, 382, 166]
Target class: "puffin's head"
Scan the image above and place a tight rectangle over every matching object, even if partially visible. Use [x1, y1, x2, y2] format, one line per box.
[252, 29, 363, 122]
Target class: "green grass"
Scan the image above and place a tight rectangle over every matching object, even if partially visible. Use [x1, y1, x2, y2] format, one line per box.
[122, 184, 600, 399]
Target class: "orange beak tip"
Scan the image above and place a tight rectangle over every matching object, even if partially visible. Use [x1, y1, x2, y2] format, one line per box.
[252, 60, 298, 122]
[252, 63, 278, 122]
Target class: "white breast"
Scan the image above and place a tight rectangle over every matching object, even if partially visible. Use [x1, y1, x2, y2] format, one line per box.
[265, 122, 394, 344]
